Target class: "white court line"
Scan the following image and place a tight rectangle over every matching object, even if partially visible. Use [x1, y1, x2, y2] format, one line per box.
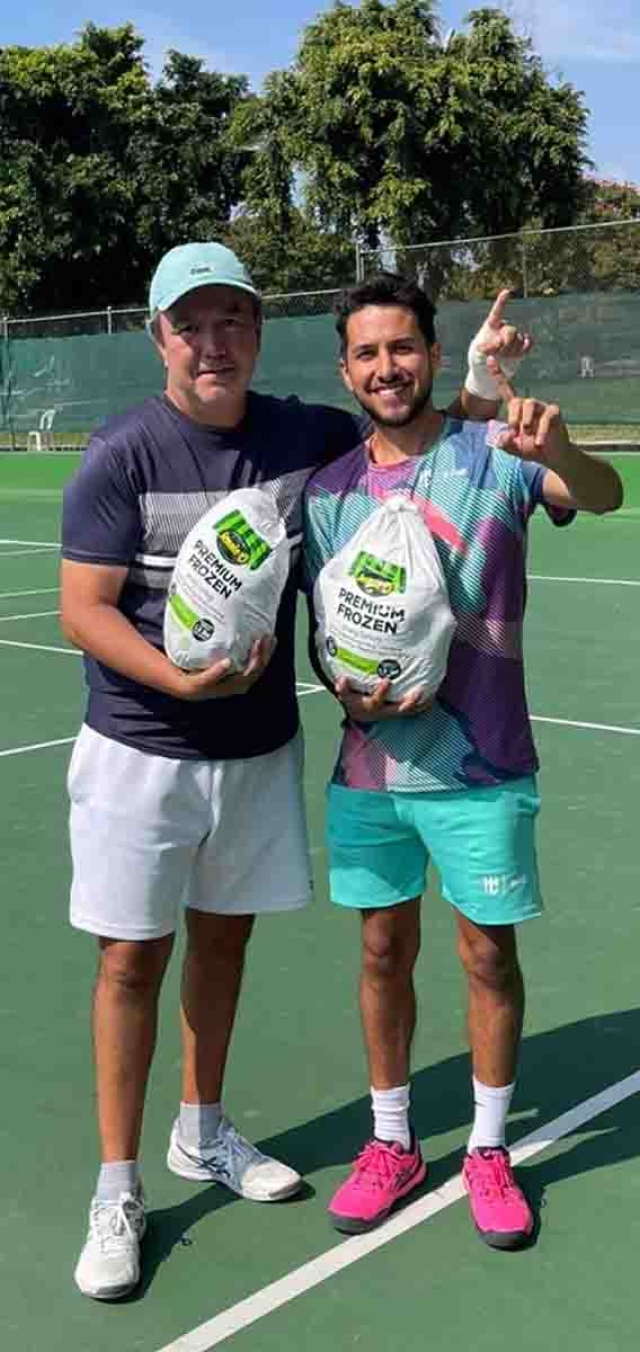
[0, 684, 324, 759]
[156, 1069, 640, 1352]
[0, 638, 77, 655]
[0, 587, 59, 600]
[530, 574, 640, 586]
[299, 687, 640, 739]
[531, 714, 640, 737]
[0, 640, 323, 674]
[0, 537, 59, 547]
[0, 547, 58, 559]
[0, 666, 637, 756]
[0, 609, 59, 623]
[0, 736, 75, 759]
[0, 644, 636, 740]
[3, 711, 636, 761]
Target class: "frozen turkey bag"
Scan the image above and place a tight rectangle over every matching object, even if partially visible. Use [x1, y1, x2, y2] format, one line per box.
[313, 495, 456, 700]
[164, 487, 290, 671]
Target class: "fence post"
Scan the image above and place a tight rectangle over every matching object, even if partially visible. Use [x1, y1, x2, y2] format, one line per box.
[521, 238, 529, 298]
[355, 241, 363, 282]
[107, 306, 113, 335]
[0, 316, 17, 451]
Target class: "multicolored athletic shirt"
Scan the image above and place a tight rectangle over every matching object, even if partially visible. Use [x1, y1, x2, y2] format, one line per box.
[304, 417, 572, 793]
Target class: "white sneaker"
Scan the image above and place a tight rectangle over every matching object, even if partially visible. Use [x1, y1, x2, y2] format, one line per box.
[167, 1116, 301, 1201]
[74, 1187, 147, 1300]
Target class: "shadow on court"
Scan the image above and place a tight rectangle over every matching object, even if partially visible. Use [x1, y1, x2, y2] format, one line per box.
[128, 1182, 316, 1303]
[135, 1007, 640, 1294]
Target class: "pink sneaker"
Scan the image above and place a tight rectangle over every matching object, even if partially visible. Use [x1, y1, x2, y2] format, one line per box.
[463, 1148, 533, 1249]
[328, 1136, 427, 1234]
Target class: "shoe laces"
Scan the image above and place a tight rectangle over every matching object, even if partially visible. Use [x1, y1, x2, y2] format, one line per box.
[467, 1149, 516, 1202]
[202, 1118, 262, 1171]
[355, 1139, 406, 1190]
[90, 1193, 143, 1254]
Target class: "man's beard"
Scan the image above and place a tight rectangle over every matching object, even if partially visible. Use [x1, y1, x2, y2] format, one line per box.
[353, 379, 434, 429]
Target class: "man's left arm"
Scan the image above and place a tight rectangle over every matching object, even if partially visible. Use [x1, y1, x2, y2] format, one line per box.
[539, 442, 623, 516]
[302, 487, 337, 691]
[489, 362, 623, 515]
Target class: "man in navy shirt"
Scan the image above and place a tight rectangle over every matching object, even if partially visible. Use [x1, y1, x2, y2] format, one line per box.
[61, 241, 525, 1299]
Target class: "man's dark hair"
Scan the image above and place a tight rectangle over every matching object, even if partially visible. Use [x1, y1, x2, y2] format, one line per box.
[335, 272, 437, 354]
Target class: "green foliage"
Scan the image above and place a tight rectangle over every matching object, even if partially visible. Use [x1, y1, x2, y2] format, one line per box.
[0, 6, 595, 314]
[223, 208, 355, 294]
[249, 1, 588, 259]
[0, 26, 150, 312]
[574, 180, 640, 291]
[0, 24, 251, 313]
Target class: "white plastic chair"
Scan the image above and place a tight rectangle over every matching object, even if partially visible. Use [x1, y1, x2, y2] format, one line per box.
[27, 408, 56, 452]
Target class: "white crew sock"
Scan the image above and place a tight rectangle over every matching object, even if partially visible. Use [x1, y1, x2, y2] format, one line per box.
[371, 1084, 411, 1151]
[467, 1076, 515, 1152]
[96, 1160, 139, 1202]
[179, 1101, 223, 1149]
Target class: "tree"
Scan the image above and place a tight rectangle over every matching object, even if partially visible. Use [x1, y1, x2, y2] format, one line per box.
[248, 1, 588, 293]
[0, 7, 595, 313]
[223, 208, 355, 297]
[505, 178, 640, 300]
[0, 25, 251, 314]
[582, 177, 640, 222]
[129, 51, 251, 272]
[0, 25, 150, 313]
[574, 178, 640, 291]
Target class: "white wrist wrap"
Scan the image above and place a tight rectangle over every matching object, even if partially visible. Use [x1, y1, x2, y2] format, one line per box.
[464, 327, 522, 400]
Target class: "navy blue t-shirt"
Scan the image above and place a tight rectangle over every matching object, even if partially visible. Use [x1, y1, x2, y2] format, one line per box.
[62, 392, 361, 759]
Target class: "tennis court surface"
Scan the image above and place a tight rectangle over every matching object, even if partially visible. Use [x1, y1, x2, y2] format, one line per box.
[1, 451, 639, 1352]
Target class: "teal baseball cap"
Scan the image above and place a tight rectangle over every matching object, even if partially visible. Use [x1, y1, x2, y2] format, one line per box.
[148, 242, 259, 314]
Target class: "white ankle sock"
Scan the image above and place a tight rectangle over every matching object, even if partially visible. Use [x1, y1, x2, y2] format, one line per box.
[371, 1084, 411, 1150]
[467, 1077, 515, 1152]
[96, 1160, 139, 1202]
[179, 1101, 222, 1148]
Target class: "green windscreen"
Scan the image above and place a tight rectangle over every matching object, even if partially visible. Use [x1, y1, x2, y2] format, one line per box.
[1, 290, 638, 445]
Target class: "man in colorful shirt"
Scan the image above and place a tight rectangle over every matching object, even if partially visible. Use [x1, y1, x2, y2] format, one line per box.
[303, 272, 622, 1248]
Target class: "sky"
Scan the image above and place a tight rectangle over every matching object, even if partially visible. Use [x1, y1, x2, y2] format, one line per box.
[2, 0, 639, 187]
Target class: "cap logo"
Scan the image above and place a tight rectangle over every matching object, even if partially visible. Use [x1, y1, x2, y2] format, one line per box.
[190, 264, 214, 276]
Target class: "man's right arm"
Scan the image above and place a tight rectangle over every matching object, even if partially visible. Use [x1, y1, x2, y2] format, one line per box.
[61, 559, 185, 694]
[301, 484, 337, 693]
[61, 439, 273, 700]
[60, 559, 274, 701]
[305, 594, 335, 695]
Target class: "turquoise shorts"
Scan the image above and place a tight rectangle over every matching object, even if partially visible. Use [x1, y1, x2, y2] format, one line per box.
[326, 778, 542, 926]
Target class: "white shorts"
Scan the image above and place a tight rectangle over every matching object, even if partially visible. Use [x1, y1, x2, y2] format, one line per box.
[68, 725, 312, 940]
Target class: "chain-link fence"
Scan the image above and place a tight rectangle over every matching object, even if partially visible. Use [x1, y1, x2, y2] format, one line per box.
[1, 219, 639, 448]
[0, 287, 342, 342]
[355, 219, 640, 428]
[357, 219, 640, 299]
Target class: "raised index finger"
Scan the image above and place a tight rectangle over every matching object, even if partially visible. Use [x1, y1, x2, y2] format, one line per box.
[485, 288, 513, 331]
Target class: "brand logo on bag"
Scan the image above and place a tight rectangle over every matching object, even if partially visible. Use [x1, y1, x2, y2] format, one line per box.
[377, 659, 401, 680]
[350, 551, 407, 598]
[214, 508, 272, 571]
[192, 618, 215, 641]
